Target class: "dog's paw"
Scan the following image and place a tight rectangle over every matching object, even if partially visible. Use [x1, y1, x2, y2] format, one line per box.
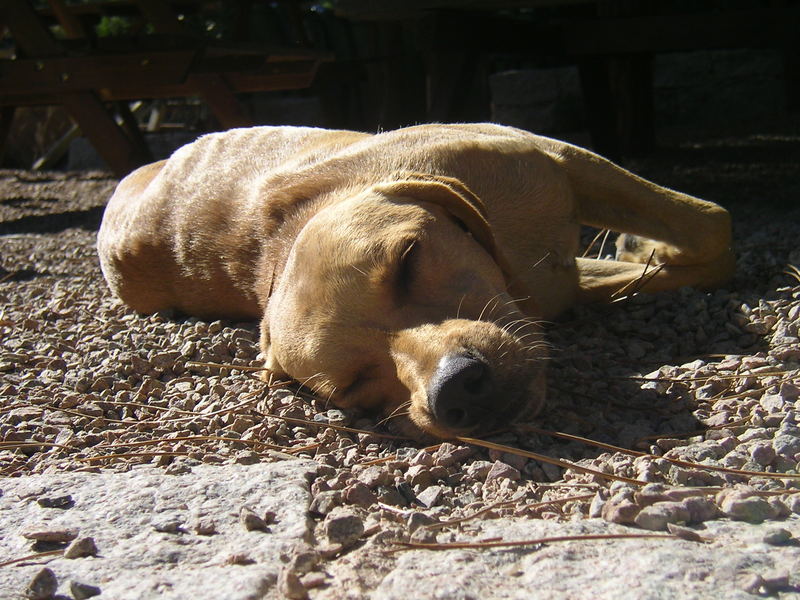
[615, 234, 669, 264]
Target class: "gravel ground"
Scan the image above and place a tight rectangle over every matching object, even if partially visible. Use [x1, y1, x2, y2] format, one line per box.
[1, 125, 800, 596]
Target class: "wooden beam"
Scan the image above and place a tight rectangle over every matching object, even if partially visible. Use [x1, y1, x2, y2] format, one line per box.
[45, 0, 88, 40]
[0, 51, 197, 97]
[61, 92, 147, 176]
[0, 58, 321, 105]
[188, 73, 252, 129]
[134, 0, 186, 36]
[1, 0, 64, 57]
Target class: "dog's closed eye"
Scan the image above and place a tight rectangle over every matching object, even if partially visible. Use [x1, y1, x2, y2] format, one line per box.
[451, 216, 470, 233]
[396, 240, 418, 298]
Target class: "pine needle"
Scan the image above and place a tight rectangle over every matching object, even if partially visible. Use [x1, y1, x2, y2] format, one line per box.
[392, 532, 683, 552]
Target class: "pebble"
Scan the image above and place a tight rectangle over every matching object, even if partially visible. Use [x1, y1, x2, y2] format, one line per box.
[485, 461, 520, 483]
[407, 511, 437, 533]
[762, 527, 793, 545]
[417, 485, 444, 508]
[310, 491, 342, 515]
[357, 465, 390, 488]
[70, 581, 102, 600]
[716, 489, 776, 523]
[666, 523, 706, 542]
[681, 496, 721, 523]
[36, 494, 73, 509]
[772, 432, 800, 458]
[601, 497, 640, 525]
[761, 570, 791, 593]
[433, 443, 472, 467]
[279, 567, 309, 600]
[288, 548, 321, 574]
[151, 513, 185, 534]
[406, 464, 433, 488]
[344, 482, 378, 507]
[749, 442, 776, 466]
[588, 492, 607, 518]
[21, 527, 79, 543]
[322, 509, 364, 546]
[410, 449, 435, 467]
[634, 501, 691, 531]
[300, 573, 328, 590]
[26, 568, 57, 600]
[633, 483, 672, 506]
[64, 536, 98, 558]
[239, 507, 270, 532]
[192, 516, 217, 536]
[741, 573, 765, 594]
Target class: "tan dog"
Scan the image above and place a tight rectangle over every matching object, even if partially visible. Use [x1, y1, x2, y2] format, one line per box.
[97, 124, 734, 439]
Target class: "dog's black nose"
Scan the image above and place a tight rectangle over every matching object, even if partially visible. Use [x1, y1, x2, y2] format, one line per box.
[427, 353, 495, 431]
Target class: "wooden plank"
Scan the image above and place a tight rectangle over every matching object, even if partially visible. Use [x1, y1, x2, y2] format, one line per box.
[188, 73, 252, 129]
[223, 60, 321, 93]
[45, 0, 88, 40]
[135, 0, 186, 36]
[61, 92, 148, 176]
[0, 58, 320, 105]
[1, 0, 64, 56]
[115, 101, 153, 163]
[0, 51, 195, 95]
[0, 51, 197, 97]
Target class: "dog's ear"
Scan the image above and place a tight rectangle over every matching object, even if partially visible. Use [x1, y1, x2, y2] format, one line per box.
[376, 175, 536, 311]
[375, 175, 499, 263]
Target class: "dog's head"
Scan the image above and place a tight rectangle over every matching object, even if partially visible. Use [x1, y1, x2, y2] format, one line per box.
[260, 175, 547, 439]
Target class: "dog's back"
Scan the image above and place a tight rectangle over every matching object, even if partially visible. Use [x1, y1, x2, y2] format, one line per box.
[98, 124, 577, 318]
[97, 127, 370, 318]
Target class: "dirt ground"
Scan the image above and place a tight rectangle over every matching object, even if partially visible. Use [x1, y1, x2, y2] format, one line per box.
[1, 119, 800, 598]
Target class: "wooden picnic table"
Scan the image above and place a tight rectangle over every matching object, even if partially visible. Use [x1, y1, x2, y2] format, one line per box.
[0, 0, 328, 176]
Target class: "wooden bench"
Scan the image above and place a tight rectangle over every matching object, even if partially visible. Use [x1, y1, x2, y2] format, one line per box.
[0, 0, 329, 176]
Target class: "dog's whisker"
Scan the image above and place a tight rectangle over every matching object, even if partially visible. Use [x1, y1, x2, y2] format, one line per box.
[377, 401, 413, 427]
[581, 228, 608, 258]
[299, 372, 323, 386]
[515, 329, 545, 341]
[323, 385, 338, 409]
[478, 293, 504, 322]
[456, 295, 466, 320]
[525, 251, 552, 275]
[377, 411, 411, 428]
[596, 228, 612, 259]
[502, 295, 528, 306]
[503, 319, 543, 339]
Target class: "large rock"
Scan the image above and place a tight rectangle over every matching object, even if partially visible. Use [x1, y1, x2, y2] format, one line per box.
[321, 518, 800, 600]
[0, 460, 317, 600]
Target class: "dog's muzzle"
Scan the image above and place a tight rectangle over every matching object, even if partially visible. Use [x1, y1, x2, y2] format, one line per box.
[427, 352, 498, 432]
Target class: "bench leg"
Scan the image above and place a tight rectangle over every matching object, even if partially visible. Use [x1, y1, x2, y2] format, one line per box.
[62, 92, 149, 177]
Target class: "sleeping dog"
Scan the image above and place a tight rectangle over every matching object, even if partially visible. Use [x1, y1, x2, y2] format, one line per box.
[97, 124, 734, 439]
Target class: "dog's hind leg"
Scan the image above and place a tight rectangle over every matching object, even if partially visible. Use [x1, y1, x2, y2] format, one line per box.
[536, 137, 734, 303]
